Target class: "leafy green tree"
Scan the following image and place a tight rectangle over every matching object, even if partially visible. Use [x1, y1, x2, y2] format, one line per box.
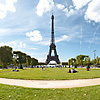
[90, 59, 94, 65]
[87, 57, 90, 65]
[31, 58, 38, 67]
[12, 57, 17, 68]
[70, 58, 73, 66]
[68, 59, 70, 68]
[0, 59, 3, 68]
[13, 51, 26, 68]
[62, 62, 68, 67]
[68, 58, 76, 67]
[98, 57, 100, 65]
[96, 56, 99, 65]
[26, 55, 31, 67]
[76, 55, 88, 66]
[38, 62, 46, 66]
[0, 46, 13, 68]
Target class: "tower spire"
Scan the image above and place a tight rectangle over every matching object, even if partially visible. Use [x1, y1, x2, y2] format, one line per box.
[51, 13, 54, 44]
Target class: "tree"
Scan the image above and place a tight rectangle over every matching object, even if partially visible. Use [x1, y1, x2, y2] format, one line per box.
[26, 55, 31, 67]
[13, 51, 26, 68]
[68, 58, 76, 68]
[76, 55, 88, 66]
[0, 46, 13, 68]
[87, 57, 90, 65]
[0, 59, 3, 68]
[96, 56, 99, 65]
[38, 62, 46, 66]
[90, 59, 94, 65]
[68, 59, 70, 68]
[31, 58, 38, 67]
[62, 62, 68, 67]
[98, 57, 100, 65]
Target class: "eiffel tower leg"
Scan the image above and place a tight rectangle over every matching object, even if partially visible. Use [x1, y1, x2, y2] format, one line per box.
[54, 48, 57, 56]
[49, 48, 52, 56]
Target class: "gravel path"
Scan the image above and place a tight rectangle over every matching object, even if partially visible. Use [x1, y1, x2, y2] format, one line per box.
[0, 78, 100, 88]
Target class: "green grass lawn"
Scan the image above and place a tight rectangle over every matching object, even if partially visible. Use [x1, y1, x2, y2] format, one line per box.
[0, 84, 100, 100]
[0, 68, 100, 80]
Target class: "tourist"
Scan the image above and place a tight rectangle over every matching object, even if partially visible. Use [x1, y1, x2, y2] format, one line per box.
[71, 68, 74, 73]
[86, 68, 89, 71]
[68, 69, 71, 73]
[86, 65, 90, 71]
[42, 66, 44, 70]
[45, 66, 46, 70]
[73, 69, 78, 73]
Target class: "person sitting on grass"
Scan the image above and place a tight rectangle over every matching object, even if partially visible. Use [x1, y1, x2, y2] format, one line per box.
[86, 68, 89, 71]
[68, 68, 78, 73]
[73, 69, 78, 73]
[12, 66, 19, 72]
[71, 68, 74, 73]
[68, 69, 71, 73]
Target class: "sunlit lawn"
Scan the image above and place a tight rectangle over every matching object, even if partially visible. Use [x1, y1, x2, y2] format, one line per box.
[0, 84, 100, 100]
[0, 68, 100, 80]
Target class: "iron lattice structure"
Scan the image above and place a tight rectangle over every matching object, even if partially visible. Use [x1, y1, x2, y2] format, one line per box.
[46, 14, 60, 64]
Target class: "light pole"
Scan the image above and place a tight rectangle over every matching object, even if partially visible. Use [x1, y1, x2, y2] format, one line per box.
[93, 50, 96, 66]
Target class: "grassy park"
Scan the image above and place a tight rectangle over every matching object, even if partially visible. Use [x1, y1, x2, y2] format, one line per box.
[0, 84, 100, 100]
[1, 67, 100, 100]
[0, 68, 100, 80]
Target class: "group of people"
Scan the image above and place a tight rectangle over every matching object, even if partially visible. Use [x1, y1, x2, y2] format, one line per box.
[42, 66, 46, 70]
[86, 65, 90, 71]
[68, 68, 78, 73]
[12, 66, 19, 72]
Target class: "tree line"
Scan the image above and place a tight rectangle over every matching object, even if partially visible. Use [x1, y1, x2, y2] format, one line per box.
[0, 46, 38, 68]
[68, 55, 100, 67]
[1, 46, 99, 68]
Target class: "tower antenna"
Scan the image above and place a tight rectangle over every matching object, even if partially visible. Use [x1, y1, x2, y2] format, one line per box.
[51, 4, 54, 15]
[52, 9, 53, 15]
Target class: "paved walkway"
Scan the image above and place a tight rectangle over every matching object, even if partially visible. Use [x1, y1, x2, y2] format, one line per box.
[0, 78, 100, 88]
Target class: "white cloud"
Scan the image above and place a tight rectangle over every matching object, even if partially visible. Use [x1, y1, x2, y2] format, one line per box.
[56, 4, 65, 10]
[37, 35, 69, 46]
[0, 27, 34, 36]
[0, 41, 26, 49]
[38, 40, 49, 45]
[8, 41, 26, 48]
[66, 9, 76, 17]
[36, 0, 54, 16]
[56, 4, 75, 17]
[62, 0, 100, 23]
[72, 0, 92, 10]
[85, 0, 100, 23]
[0, 28, 10, 36]
[56, 35, 69, 43]
[26, 30, 42, 41]
[38, 57, 45, 62]
[63, 8, 68, 13]
[29, 48, 37, 50]
[19, 42, 26, 48]
[0, 0, 17, 19]
[70, 0, 100, 23]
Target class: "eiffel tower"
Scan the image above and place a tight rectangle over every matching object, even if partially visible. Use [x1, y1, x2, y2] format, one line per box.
[46, 14, 60, 64]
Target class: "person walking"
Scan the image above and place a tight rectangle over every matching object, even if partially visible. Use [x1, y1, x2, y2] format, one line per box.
[42, 66, 44, 70]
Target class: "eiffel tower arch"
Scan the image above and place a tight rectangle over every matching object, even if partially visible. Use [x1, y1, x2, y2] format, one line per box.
[46, 14, 60, 64]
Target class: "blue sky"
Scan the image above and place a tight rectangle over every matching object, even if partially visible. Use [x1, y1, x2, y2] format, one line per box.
[0, 0, 100, 62]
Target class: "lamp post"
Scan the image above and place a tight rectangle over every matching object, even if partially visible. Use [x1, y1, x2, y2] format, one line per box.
[93, 50, 96, 66]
